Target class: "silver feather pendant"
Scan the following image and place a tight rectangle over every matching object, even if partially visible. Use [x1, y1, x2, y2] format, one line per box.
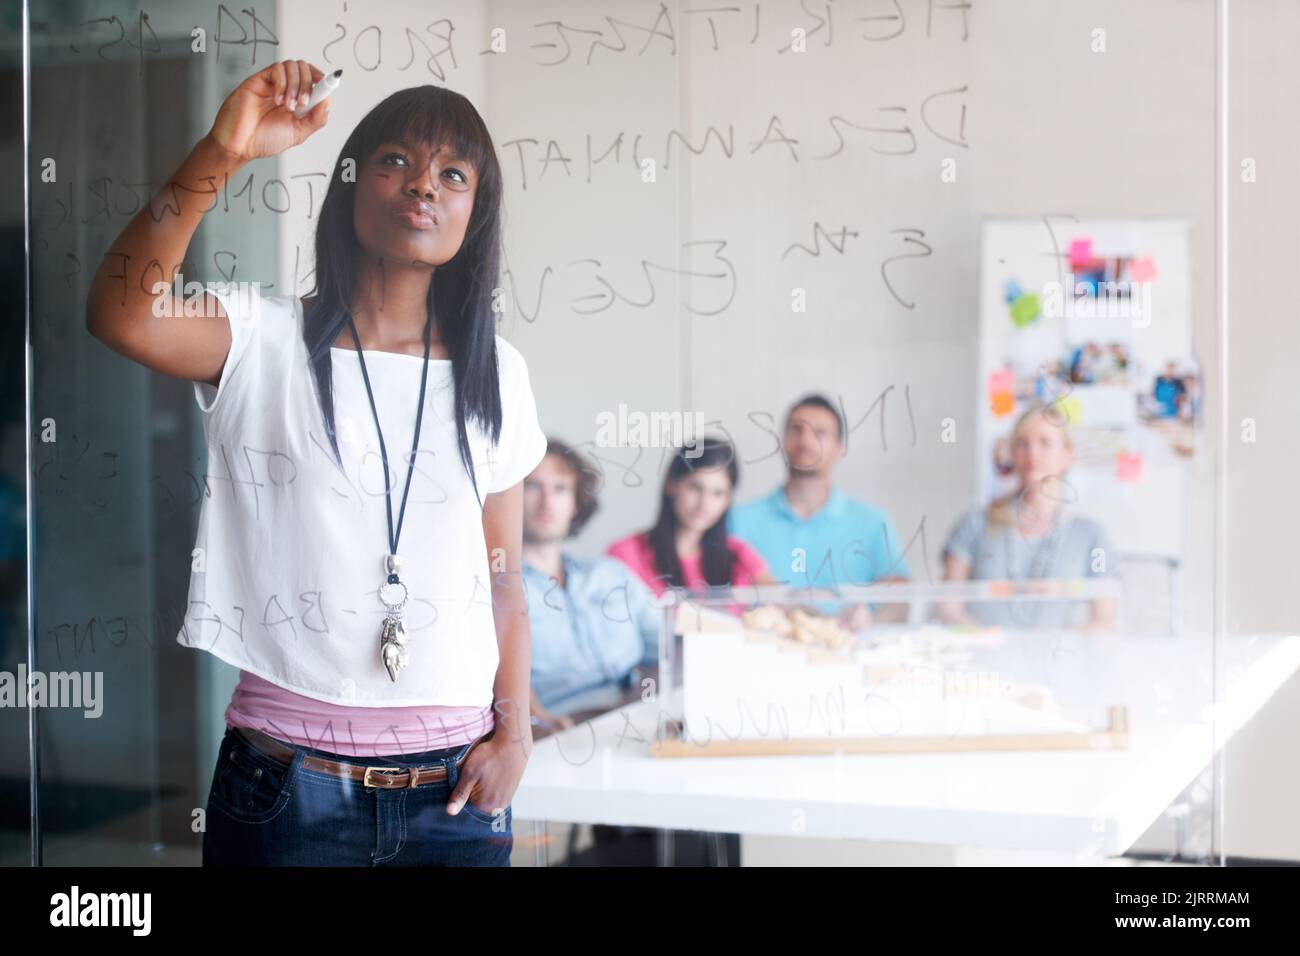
[381, 611, 408, 682]
[379, 567, 410, 682]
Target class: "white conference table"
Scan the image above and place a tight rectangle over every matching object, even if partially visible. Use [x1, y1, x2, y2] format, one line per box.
[511, 631, 1300, 860]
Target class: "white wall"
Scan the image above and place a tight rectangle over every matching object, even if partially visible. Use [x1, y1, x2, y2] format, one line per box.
[1220, 0, 1300, 860]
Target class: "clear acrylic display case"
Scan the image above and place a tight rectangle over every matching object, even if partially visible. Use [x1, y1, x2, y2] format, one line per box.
[647, 579, 1266, 860]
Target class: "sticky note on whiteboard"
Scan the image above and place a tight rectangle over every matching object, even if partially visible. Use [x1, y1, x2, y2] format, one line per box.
[1068, 238, 1094, 267]
[988, 369, 1015, 417]
[1009, 292, 1041, 327]
[1057, 395, 1082, 424]
[988, 369, 1014, 393]
[1116, 451, 1144, 482]
[1129, 257, 1158, 281]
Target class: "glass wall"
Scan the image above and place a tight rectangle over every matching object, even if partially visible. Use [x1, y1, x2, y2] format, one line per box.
[6, 0, 279, 865]
[1, 0, 1295, 868]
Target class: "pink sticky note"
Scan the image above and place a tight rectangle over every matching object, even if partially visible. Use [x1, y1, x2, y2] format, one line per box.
[1116, 452, 1144, 482]
[988, 369, 1014, 394]
[1129, 256, 1158, 281]
[1068, 238, 1094, 268]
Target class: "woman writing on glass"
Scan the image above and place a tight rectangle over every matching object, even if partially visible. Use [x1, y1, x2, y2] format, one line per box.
[87, 61, 547, 865]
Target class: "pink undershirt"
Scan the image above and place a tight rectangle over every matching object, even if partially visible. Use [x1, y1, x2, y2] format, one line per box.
[225, 670, 493, 758]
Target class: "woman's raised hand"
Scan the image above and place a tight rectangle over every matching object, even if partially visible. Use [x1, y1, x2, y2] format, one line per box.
[207, 59, 330, 164]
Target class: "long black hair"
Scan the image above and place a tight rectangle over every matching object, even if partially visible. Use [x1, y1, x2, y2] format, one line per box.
[302, 85, 504, 505]
[647, 436, 740, 589]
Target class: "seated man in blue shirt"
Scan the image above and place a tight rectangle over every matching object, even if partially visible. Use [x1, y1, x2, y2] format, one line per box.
[523, 439, 661, 728]
[727, 394, 912, 625]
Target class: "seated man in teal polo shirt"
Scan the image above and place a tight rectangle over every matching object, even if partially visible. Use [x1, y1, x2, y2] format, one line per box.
[727, 394, 911, 624]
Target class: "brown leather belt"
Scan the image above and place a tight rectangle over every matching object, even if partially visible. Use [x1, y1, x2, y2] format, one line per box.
[234, 726, 483, 790]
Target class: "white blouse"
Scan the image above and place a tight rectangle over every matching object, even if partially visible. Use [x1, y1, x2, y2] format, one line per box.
[177, 285, 548, 707]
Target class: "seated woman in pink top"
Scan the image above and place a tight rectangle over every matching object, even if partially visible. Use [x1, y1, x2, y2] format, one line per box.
[606, 436, 774, 611]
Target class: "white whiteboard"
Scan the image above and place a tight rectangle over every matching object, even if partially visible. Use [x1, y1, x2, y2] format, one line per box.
[977, 218, 1196, 560]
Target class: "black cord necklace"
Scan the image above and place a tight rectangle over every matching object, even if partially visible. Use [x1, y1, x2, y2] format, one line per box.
[345, 310, 433, 682]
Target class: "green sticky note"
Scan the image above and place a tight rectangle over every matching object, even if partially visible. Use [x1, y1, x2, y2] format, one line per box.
[1009, 292, 1040, 327]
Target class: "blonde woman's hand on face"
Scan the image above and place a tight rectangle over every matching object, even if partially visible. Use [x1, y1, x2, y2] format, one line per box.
[207, 59, 330, 164]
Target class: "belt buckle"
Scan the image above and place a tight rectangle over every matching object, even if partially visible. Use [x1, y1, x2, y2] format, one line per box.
[362, 766, 405, 789]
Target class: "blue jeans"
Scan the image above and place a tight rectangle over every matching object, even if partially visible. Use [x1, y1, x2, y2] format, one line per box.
[202, 726, 513, 866]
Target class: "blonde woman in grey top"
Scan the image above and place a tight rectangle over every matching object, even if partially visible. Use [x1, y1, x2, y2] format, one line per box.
[939, 402, 1118, 630]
